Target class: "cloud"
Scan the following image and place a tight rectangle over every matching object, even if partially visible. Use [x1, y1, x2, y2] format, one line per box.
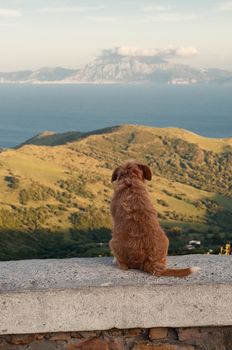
[36, 6, 102, 14]
[101, 46, 199, 60]
[88, 16, 118, 22]
[175, 47, 199, 57]
[142, 13, 197, 22]
[141, 5, 173, 12]
[0, 9, 22, 17]
[139, 4, 197, 22]
[0, 22, 17, 27]
[214, 1, 232, 12]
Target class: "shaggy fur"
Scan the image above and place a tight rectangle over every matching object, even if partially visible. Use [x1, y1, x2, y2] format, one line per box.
[110, 161, 200, 277]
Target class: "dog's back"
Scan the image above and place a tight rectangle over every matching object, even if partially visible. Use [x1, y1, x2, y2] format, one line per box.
[111, 180, 168, 270]
[110, 161, 168, 271]
[110, 161, 200, 277]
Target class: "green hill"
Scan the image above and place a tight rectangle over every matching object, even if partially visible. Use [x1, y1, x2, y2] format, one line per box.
[0, 124, 231, 260]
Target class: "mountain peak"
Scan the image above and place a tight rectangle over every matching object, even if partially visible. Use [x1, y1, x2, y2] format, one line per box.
[1, 53, 232, 84]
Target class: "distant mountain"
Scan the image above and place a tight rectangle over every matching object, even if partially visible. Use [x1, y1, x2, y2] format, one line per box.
[1, 58, 232, 85]
[70, 56, 232, 85]
[0, 67, 78, 84]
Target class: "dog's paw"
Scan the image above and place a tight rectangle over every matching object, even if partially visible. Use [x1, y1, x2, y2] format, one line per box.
[112, 257, 117, 265]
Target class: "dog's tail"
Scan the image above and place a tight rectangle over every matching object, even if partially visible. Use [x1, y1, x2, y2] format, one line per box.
[160, 266, 200, 278]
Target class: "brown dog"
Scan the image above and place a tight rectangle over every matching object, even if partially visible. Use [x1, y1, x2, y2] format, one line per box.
[110, 161, 200, 277]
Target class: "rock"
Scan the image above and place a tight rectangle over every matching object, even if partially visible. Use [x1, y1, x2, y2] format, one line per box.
[67, 338, 125, 350]
[34, 334, 45, 340]
[27, 340, 65, 350]
[132, 343, 195, 350]
[10, 334, 36, 345]
[108, 340, 125, 350]
[49, 332, 71, 341]
[3, 337, 64, 349]
[67, 338, 108, 350]
[125, 328, 143, 337]
[178, 326, 232, 350]
[78, 331, 100, 338]
[104, 329, 124, 337]
[70, 332, 82, 339]
[178, 328, 202, 341]
[149, 328, 169, 340]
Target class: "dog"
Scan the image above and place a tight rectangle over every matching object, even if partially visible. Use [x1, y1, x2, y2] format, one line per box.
[110, 161, 200, 277]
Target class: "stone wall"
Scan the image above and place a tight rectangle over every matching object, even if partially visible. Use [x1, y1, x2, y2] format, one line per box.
[0, 327, 232, 350]
[1, 256, 232, 349]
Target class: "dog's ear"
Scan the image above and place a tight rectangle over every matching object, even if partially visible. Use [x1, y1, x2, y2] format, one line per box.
[137, 164, 152, 181]
[111, 167, 120, 182]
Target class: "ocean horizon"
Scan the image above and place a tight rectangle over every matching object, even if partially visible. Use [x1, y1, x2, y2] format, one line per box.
[0, 83, 231, 148]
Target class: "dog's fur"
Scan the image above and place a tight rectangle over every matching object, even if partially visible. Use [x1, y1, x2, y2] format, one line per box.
[110, 161, 200, 277]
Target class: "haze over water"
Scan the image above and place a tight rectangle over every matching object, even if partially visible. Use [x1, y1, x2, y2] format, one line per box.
[0, 84, 231, 148]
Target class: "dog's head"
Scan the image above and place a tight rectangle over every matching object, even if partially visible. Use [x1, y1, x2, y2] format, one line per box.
[111, 161, 152, 186]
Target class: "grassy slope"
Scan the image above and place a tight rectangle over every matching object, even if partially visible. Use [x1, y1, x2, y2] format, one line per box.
[0, 124, 231, 258]
[20, 124, 232, 152]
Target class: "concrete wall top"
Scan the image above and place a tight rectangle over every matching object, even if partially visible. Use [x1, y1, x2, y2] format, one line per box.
[0, 255, 232, 334]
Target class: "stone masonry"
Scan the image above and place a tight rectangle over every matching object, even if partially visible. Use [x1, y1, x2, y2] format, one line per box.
[0, 327, 232, 350]
[0, 256, 232, 350]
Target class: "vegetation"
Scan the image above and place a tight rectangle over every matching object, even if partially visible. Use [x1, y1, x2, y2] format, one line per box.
[0, 124, 231, 260]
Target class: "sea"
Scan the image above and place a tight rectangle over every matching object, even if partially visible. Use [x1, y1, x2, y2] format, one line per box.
[0, 84, 231, 148]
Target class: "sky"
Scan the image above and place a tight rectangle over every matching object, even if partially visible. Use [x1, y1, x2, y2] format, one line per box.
[0, 0, 232, 71]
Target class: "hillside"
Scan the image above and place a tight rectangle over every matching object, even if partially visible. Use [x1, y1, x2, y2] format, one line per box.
[0, 125, 231, 260]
